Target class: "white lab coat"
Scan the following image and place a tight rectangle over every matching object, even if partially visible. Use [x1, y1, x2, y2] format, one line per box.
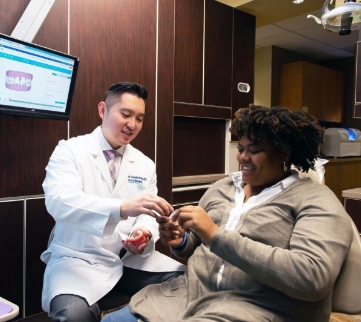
[41, 126, 184, 312]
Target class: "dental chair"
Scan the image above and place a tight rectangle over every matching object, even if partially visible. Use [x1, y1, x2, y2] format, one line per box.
[296, 163, 361, 320]
[330, 218, 361, 320]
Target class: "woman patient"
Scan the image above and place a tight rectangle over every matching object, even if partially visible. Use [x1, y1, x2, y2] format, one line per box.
[103, 105, 352, 322]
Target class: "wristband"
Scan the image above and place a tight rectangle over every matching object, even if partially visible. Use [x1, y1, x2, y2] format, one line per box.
[172, 232, 187, 250]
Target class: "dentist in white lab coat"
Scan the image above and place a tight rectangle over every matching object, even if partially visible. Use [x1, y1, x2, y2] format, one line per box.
[41, 82, 185, 322]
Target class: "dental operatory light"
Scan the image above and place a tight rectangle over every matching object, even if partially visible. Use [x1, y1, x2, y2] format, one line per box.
[307, 0, 361, 35]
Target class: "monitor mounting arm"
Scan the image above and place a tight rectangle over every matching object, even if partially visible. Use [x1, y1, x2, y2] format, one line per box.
[11, 0, 56, 42]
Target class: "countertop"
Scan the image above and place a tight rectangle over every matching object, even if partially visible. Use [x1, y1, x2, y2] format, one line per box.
[324, 157, 361, 163]
[342, 188, 361, 199]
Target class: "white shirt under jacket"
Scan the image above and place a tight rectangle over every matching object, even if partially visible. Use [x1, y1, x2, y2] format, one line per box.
[41, 126, 184, 312]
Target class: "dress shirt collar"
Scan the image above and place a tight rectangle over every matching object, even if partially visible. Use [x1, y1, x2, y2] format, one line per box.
[98, 126, 126, 155]
[228, 170, 299, 191]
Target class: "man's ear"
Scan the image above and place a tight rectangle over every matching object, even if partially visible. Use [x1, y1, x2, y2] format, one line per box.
[98, 101, 106, 120]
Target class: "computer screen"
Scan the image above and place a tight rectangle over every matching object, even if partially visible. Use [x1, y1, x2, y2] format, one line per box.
[0, 33, 79, 120]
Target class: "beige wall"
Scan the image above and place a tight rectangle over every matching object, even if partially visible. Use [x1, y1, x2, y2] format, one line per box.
[254, 46, 272, 107]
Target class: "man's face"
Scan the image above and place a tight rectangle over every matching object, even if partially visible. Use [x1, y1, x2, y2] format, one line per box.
[98, 93, 145, 149]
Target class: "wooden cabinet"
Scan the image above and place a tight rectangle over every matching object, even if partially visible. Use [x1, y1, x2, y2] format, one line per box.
[172, 0, 255, 186]
[354, 41, 361, 118]
[324, 158, 361, 201]
[174, 0, 235, 107]
[342, 188, 361, 232]
[279, 61, 346, 122]
[344, 198, 361, 233]
[320, 67, 345, 122]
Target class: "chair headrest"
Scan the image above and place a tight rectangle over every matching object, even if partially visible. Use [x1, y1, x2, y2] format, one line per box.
[332, 218, 361, 314]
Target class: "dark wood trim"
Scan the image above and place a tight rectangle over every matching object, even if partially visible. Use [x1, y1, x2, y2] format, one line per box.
[174, 103, 232, 119]
[156, 0, 175, 203]
[155, 0, 175, 258]
[172, 174, 227, 186]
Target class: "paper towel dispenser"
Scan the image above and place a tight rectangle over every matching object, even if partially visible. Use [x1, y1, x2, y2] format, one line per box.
[321, 128, 361, 157]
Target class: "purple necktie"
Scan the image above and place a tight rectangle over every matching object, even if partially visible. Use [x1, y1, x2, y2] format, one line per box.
[104, 150, 121, 187]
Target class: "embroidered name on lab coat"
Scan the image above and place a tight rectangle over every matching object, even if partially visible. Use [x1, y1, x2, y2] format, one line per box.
[128, 175, 147, 190]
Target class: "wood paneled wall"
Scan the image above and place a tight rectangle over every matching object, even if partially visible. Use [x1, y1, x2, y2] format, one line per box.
[0, 0, 255, 318]
[70, 0, 157, 158]
[0, 1, 68, 317]
[173, 117, 226, 177]
[0, 201, 24, 317]
[174, 0, 204, 104]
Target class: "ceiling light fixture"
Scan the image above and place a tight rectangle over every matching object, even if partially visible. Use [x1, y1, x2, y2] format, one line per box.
[293, 0, 304, 3]
[308, 0, 361, 35]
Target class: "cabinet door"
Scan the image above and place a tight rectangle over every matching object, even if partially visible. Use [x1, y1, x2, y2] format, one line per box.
[279, 62, 303, 110]
[355, 41, 361, 104]
[344, 199, 361, 233]
[174, 0, 204, 104]
[204, 0, 233, 107]
[324, 162, 341, 201]
[339, 162, 361, 196]
[355, 162, 361, 188]
[320, 67, 345, 123]
[302, 62, 321, 119]
[279, 61, 321, 117]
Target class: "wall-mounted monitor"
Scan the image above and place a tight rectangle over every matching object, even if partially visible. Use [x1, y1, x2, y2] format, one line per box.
[0, 33, 79, 121]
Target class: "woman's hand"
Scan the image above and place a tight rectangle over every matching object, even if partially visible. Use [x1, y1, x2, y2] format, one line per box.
[156, 216, 184, 247]
[122, 226, 151, 255]
[171, 206, 218, 245]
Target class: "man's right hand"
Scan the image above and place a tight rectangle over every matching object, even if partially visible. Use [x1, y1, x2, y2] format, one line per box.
[119, 194, 174, 219]
[156, 216, 184, 247]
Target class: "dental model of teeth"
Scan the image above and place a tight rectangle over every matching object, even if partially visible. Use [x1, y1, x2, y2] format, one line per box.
[5, 70, 33, 91]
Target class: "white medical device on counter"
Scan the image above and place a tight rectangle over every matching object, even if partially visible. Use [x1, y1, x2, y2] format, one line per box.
[321, 128, 361, 157]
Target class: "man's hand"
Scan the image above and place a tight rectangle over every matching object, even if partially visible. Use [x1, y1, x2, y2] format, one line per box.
[120, 194, 174, 219]
[122, 227, 152, 255]
[156, 216, 184, 247]
[171, 206, 218, 245]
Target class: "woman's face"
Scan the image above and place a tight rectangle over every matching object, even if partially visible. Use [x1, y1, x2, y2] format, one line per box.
[236, 136, 288, 190]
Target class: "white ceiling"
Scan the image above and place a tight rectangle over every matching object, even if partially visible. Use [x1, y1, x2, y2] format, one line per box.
[255, 8, 359, 61]
[217, 0, 360, 61]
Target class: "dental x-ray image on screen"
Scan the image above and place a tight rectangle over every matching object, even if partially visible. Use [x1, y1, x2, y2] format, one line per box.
[0, 33, 79, 120]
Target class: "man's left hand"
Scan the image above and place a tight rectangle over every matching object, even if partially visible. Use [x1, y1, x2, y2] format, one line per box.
[122, 227, 151, 255]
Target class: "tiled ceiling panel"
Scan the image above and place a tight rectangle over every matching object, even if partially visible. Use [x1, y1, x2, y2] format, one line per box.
[238, 1, 360, 60]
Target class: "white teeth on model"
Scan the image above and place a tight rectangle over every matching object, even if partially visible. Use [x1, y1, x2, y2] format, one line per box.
[5, 76, 32, 87]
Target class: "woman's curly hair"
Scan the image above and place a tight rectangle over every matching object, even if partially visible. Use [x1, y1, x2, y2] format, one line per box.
[230, 105, 322, 172]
